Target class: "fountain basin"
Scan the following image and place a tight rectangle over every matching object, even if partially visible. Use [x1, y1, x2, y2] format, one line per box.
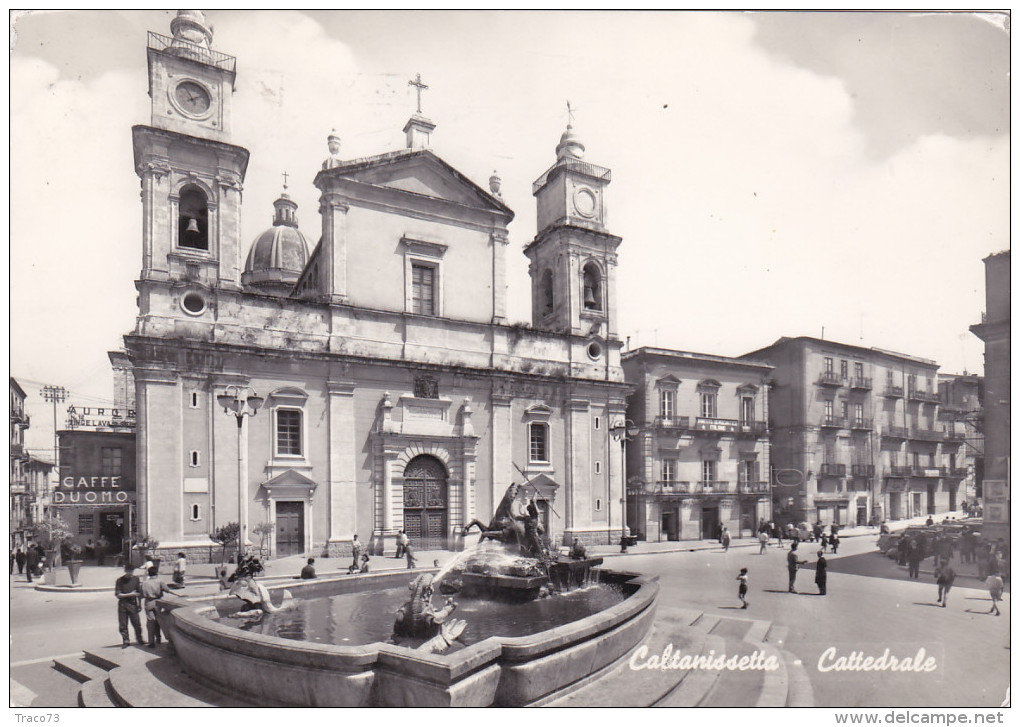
[156, 568, 658, 707]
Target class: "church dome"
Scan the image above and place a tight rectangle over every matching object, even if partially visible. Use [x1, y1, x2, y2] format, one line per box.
[242, 193, 310, 295]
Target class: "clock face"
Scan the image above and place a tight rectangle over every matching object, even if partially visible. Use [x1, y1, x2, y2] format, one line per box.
[174, 81, 212, 116]
[573, 186, 598, 219]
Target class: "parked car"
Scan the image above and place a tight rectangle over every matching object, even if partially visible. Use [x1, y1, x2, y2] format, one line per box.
[880, 526, 939, 560]
[785, 522, 813, 543]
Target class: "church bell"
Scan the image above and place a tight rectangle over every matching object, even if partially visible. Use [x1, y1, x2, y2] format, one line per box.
[185, 217, 200, 234]
[583, 285, 597, 307]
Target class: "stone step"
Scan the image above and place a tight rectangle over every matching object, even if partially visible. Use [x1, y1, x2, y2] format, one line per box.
[106, 652, 257, 708]
[53, 655, 110, 683]
[651, 634, 726, 706]
[78, 679, 117, 708]
[541, 613, 710, 707]
[781, 648, 815, 707]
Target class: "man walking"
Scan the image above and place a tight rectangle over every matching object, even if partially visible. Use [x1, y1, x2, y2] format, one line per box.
[907, 537, 922, 580]
[758, 529, 769, 555]
[720, 527, 731, 552]
[395, 530, 408, 559]
[787, 543, 806, 593]
[15, 547, 26, 575]
[140, 565, 166, 648]
[404, 539, 417, 569]
[115, 564, 144, 647]
[25, 543, 40, 583]
[935, 560, 956, 608]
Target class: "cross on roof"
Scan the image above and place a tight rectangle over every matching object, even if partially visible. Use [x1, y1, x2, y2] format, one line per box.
[567, 100, 575, 126]
[281, 171, 289, 190]
[408, 73, 429, 114]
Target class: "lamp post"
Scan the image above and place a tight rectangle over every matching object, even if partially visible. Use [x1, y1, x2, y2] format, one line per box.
[217, 386, 264, 560]
[611, 419, 640, 552]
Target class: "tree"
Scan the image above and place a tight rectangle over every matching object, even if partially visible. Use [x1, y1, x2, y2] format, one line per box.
[252, 522, 274, 559]
[34, 514, 72, 550]
[212, 522, 240, 564]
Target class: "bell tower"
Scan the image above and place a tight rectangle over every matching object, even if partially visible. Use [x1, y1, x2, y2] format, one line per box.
[132, 10, 249, 298]
[525, 116, 622, 345]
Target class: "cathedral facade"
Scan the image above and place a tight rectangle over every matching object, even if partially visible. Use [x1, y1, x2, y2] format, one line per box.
[123, 12, 629, 559]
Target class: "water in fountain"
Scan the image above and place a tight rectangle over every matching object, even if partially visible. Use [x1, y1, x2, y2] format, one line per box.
[433, 540, 515, 586]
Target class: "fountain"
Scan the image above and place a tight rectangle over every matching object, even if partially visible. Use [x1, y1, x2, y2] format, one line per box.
[155, 483, 658, 706]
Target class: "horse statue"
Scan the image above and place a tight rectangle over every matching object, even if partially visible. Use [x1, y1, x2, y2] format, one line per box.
[461, 482, 526, 551]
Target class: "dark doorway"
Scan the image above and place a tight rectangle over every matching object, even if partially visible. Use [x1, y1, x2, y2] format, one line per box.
[701, 505, 720, 540]
[926, 484, 936, 514]
[403, 455, 448, 550]
[275, 501, 304, 557]
[661, 510, 678, 541]
[99, 511, 125, 555]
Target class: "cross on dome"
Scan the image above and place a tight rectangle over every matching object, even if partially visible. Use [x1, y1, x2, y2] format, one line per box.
[408, 73, 429, 114]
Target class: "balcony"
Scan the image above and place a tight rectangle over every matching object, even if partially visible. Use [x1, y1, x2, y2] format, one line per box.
[943, 430, 966, 442]
[735, 421, 768, 438]
[881, 425, 909, 440]
[816, 372, 845, 387]
[9, 442, 24, 457]
[737, 480, 770, 494]
[910, 427, 943, 442]
[654, 480, 696, 496]
[882, 386, 904, 398]
[693, 417, 741, 434]
[10, 410, 29, 426]
[908, 389, 940, 404]
[938, 406, 966, 421]
[654, 415, 690, 430]
[850, 377, 873, 391]
[887, 465, 912, 477]
[148, 31, 237, 72]
[945, 467, 969, 478]
[818, 463, 846, 477]
[820, 416, 847, 429]
[851, 464, 875, 477]
[850, 418, 874, 431]
[699, 481, 733, 495]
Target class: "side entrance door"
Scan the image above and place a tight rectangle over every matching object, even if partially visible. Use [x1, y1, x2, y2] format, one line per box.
[275, 501, 304, 557]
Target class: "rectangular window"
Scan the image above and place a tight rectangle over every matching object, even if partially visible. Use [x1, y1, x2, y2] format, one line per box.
[854, 362, 864, 379]
[840, 360, 848, 379]
[660, 389, 676, 419]
[702, 460, 716, 483]
[840, 400, 848, 419]
[912, 451, 920, 468]
[824, 400, 834, 419]
[700, 392, 717, 418]
[78, 514, 94, 535]
[594, 461, 602, 474]
[825, 357, 834, 373]
[529, 422, 549, 463]
[887, 370, 894, 386]
[190, 392, 200, 408]
[101, 447, 122, 477]
[854, 403, 864, 423]
[594, 416, 600, 430]
[411, 263, 436, 315]
[907, 373, 917, 393]
[740, 396, 754, 424]
[276, 409, 302, 456]
[661, 459, 676, 482]
[190, 504, 201, 521]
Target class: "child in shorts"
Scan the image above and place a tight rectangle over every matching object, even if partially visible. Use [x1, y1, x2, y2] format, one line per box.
[737, 567, 749, 609]
[987, 573, 1005, 616]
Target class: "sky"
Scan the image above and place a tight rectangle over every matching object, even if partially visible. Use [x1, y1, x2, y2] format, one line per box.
[9, 10, 1010, 458]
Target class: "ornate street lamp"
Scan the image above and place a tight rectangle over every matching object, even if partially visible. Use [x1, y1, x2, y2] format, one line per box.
[217, 386, 264, 559]
[611, 419, 640, 552]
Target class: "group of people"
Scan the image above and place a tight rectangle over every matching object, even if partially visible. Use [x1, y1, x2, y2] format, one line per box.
[114, 562, 172, 648]
[10, 543, 45, 582]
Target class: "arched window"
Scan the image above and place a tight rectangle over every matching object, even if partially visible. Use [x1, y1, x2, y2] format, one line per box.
[541, 269, 554, 316]
[178, 185, 209, 251]
[582, 262, 602, 312]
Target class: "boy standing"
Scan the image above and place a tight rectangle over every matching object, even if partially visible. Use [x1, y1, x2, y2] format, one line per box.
[736, 568, 749, 609]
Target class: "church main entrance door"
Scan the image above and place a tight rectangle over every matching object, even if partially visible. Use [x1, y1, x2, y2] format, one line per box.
[275, 501, 304, 557]
[402, 455, 448, 550]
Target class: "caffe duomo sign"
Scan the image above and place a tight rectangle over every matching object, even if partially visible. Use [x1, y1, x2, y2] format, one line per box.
[53, 476, 131, 505]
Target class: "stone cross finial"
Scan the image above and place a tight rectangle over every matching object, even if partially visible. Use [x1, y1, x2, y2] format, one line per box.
[567, 100, 575, 126]
[409, 73, 429, 114]
[281, 171, 289, 190]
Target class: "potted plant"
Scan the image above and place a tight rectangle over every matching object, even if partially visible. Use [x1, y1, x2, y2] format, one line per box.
[212, 522, 240, 566]
[66, 543, 84, 586]
[34, 515, 72, 573]
[135, 534, 161, 571]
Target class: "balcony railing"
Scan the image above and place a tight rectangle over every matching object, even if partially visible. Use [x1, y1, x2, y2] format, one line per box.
[694, 417, 741, 434]
[851, 464, 875, 477]
[882, 425, 909, 439]
[818, 463, 846, 477]
[943, 430, 966, 441]
[737, 480, 770, 494]
[735, 421, 768, 437]
[147, 31, 237, 72]
[9, 442, 24, 456]
[945, 467, 968, 478]
[10, 410, 29, 426]
[654, 415, 690, 430]
[883, 386, 904, 398]
[850, 377, 873, 390]
[908, 389, 940, 404]
[816, 372, 845, 387]
[910, 428, 943, 442]
[938, 406, 967, 420]
[699, 481, 733, 495]
[654, 480, 695, 495]
[820, 416, 847, 428]
[850, 418, 874, 431]
[887, 465, 912, 477]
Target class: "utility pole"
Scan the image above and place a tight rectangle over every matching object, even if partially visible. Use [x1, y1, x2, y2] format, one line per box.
[40, 385, 67, 472]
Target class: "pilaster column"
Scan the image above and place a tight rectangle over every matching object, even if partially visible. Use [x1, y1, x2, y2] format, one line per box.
[490, 392, 513, 520]
[566, 397, 591, 533]
[320, 193, 350, 304]
[216, 172, 244, 289]
[491, 230, 509, 323]
[134, 366, 180, 543]
[327, 380, 356, 542]
[138, 159, 171, 281]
